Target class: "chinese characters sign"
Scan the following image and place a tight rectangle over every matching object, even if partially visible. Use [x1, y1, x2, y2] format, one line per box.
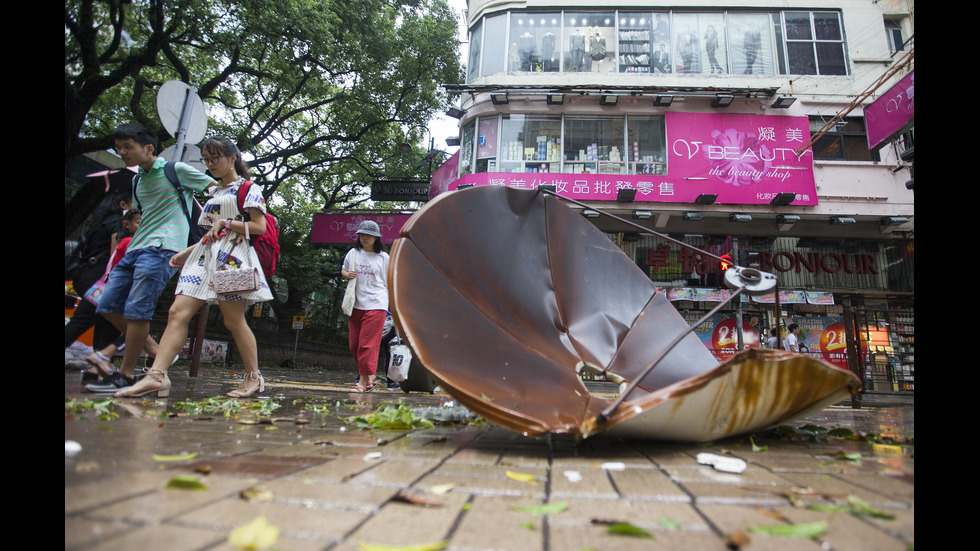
[446, 112, 817, 205]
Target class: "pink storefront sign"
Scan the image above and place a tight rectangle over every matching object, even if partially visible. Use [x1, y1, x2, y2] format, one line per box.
[865, 69, 914, 151]
[310, 212, 413, 245]
[447, 112, 817, 205]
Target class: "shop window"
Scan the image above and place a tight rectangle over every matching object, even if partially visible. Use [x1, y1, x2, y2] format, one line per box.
[563, 116, 625, 174]
[729, 12, 777, 75]
[626, 115, 666, 174]
[783, 11, 847, 75]
[509, 13, 562, 72]
[618, 12, 654, 74]
[499, 114, 562, 173]
[810, 117, 878, 161]
[481, 14, 507, 77]
[460, 121, 475, 175]
[467, 20, 483, 83]
[563, 12, 616, 73]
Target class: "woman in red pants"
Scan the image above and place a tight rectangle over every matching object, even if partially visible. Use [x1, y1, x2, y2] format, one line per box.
[341, 220, 390, 391]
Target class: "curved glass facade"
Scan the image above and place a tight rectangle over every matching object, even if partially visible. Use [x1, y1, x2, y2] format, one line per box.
[467, 9, 847, 79]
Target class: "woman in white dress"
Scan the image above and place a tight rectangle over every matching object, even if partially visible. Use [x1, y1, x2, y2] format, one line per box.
[116, 137, 273, 399]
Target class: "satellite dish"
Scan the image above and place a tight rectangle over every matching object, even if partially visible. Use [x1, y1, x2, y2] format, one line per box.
[157, 80, 208, 145]
[159, 144, 206, 174]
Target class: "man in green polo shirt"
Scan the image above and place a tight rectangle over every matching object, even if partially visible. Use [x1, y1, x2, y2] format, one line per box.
[87, 124, 216, 393]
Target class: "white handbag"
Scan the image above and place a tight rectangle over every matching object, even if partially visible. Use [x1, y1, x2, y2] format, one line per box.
[213, 218, 259, 295]
[342, 250, 357, 316]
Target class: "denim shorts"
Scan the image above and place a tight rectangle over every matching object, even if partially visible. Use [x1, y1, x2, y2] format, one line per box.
[96, 246, 178, 320]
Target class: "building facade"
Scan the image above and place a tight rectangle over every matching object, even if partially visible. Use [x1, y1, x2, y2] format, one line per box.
[439, 0, 914, 394]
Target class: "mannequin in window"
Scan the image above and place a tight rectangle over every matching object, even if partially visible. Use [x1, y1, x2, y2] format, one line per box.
[518, 31, 535, 71]
[653, 43, 671, 73]
[541, 32, 556, 71]
[677, 25, 697, 73]
[569, 29, 586, 71]
[743, 22, 762, 74]
[589, 26, 607, 69]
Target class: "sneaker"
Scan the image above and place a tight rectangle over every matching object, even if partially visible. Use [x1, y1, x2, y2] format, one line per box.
[387, 381, 401, 391]
[85, 372, 137, 393]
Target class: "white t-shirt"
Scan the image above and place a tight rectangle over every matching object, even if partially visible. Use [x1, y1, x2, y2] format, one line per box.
[343, 248, 390, 311]
[784, 333, 798, 352]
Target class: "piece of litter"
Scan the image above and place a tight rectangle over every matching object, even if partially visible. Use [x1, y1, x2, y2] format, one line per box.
[364, 452, 383, 461]
[601, 462, 625, 471]
[65, 440, 82, 456]
[696, 452, 747, 473]
[563, 470, 582, 482]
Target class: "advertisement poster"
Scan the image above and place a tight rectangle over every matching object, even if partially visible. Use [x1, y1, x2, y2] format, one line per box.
[865, 69, 914, 150]
[790, 316, 847, 368]
[180, 339, 228, 364]
[311, 213, 413, 245]
[684, 313, 762, 360]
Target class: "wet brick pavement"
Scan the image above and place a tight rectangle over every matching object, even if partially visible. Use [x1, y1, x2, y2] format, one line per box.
[66, 363, 913, 551]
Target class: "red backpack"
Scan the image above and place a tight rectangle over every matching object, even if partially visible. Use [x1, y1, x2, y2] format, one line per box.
[237, 181, 281, 276]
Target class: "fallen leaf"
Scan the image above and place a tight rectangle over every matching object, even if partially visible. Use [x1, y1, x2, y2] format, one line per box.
[228, 516, 280, 550]
[505, 470, 537, 483]
[393, 490, 444, 508]
[509, 501, 568, 515]
[658, 517, 680, 530]
[165, 475, 209, 490]
[605, 522, 654, 538]
[429, 483, 456, 495]
[747, 520, 828, 538]
[152, 452, 198, 462]
[194, 465, 214, 475]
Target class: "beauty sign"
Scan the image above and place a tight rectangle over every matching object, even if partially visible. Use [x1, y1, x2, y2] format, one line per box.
[791, 316, 847, 368]
[664, 111, 816, 205]
[865, 69, 914, 151]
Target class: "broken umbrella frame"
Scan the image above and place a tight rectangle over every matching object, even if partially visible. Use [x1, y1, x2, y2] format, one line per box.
[388, 186, 861, 442]
[535, 188, 779, 425]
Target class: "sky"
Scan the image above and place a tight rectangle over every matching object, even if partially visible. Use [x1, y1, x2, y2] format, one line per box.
[425, 0, 469, 159]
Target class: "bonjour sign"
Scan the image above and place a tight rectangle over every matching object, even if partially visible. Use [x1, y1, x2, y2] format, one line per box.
[371, 181, 430, 202]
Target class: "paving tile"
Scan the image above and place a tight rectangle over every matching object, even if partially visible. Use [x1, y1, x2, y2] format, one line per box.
[66, 471, 174, 514]
[549, 466, 619, 499]
[606, 466, 690, 502]
[549, 497, 709, 530]
[779, 505, 911, 551]
[260, 478, 400, 511]
[171, 498, 367, 541]
[418, 464, 548, 498]
[776, 472, 908, 508]
[443, 495, 545, 551]
[83, 474, 258, 524]
[67, 523, 225, 551]
[346, 492, 471, 545]
[548, 524, 726, 551]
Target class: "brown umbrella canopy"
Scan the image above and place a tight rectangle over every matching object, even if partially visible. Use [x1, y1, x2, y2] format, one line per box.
[389, 186, 859, 441]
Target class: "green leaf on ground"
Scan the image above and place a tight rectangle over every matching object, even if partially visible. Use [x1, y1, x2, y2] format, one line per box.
[605, 522, 654, 538]
[152, 452, 198, 462]
[509, 501, 568, 515]
[747, 520, 828, 538]
[165, 475, 209, 490]
[345, 403, 434, 430]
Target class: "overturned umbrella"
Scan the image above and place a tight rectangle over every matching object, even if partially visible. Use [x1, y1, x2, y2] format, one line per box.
[388, 186, 860, 441]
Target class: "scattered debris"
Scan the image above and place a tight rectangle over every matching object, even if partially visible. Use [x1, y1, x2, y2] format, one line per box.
[697, 452, 747, 473]
[505, 470, 537, 483]
[152, 452, 199, 462]
[509, 501, 568, 515]
[393, 490, 444, 508]
[747, 520, 828, 538]
[65, 440, 82, 456]
[240, 486, 273, 503]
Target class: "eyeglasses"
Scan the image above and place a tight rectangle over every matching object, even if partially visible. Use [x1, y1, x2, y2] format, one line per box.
[202, 154, 226, 165]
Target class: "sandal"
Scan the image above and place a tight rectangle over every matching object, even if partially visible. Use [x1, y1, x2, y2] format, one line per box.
[114, 369, 171, 398]
[351, 382, 375, 393]
[85, 351, 116, 378]
[226, 371, 265, 398]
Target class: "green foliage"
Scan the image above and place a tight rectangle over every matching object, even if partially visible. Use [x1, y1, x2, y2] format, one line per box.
[66, 0, 463, 335]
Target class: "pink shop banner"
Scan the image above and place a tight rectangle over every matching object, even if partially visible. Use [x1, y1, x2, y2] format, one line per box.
[447, 112, 816, 205]
[311, 212, 413, 245]
[865, 70, 914, 151]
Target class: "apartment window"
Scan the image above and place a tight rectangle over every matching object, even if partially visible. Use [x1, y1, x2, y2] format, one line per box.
[885, 19, 905, 53]
[784, 11, 847, 75]
[810, 117, 878, 161]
